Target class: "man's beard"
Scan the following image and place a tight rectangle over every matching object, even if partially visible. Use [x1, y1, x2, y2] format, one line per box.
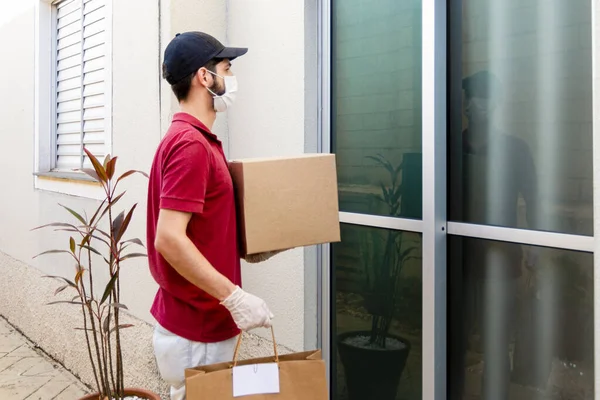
[209, 78, 225, 96]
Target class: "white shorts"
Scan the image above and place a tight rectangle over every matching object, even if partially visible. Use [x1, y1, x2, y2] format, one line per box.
[152, 323, 238, 400]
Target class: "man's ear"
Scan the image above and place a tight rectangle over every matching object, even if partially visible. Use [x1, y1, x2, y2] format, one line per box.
[195, 68, 213, 89]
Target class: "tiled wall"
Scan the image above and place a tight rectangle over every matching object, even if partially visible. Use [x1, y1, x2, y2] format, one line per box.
[462, 0, 593, 226]
[333, 0, 422, 189]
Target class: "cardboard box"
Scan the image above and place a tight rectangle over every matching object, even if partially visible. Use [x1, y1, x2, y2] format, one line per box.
[229, 154, 341, 256]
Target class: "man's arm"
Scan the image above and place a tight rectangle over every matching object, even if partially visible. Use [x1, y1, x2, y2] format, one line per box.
[155, 208, 274, 330]
[154, 208, 235, 301]
[516, 137, 542, 268]
[517, 138, 540, 231]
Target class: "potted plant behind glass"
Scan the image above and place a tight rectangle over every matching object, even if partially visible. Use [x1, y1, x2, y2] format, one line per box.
[33, 149, 160, 400]
[337, 153, 420, 400]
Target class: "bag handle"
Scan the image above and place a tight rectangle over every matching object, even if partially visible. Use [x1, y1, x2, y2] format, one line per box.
[232, 326, 279, 367]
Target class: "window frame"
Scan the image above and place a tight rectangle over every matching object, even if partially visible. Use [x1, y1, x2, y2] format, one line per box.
[34, 0, 112, 199]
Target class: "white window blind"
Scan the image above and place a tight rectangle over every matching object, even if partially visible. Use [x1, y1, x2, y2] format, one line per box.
[54, 0, 107, 171]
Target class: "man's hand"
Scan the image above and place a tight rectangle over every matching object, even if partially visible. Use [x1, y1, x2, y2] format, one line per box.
[221, 286, 274, 331]
[243, 249, 286, 264]
[525, 246, 540, 271]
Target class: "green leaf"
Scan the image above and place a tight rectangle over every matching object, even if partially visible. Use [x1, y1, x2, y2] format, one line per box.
[119, 252, 147, 261]
[100, 274, 118, 305]
[112, 211, 125, 239]
[43, 275, 76, 287]
[103, 314, 111, 333]
[89, 199, 107, 226]
[95, 229, 111, 240]
[366, 154, 394, 179]
[394, 161, 404, 176]
[97, 192, 126, 222]
[80, 245, 102, 257]
[31, 222, 78, 232]
[75, 269, 84, 285]
[69, 237, 76, 254]
[116, 170, 149, 185]
[380, 183, 390, 203]
[69, 231, 110, 248]
[47, 301, 83, 306]
[121, 238, 145, 248]
[83, 147, 108, 183]
[75, 327, 97, 332]
[381, 159, 395, 177]
[80, 234, 91, 247]
[59, 204, 87, 225]
[106, 157, 118, 180]
[107, 303, 129, 310]
[400, 247, 417, 260]
[54, 285, 71, 296]
[90, 233, 111, 248]
[109, 324, 134, 335]
[103, 154, 111, 170]
[52, 228, 84, 237]
[33, 250, 72, 259]
[365, 155, 385, 167]
[392, 184, 403, 203]
[82, 168, 101, 182]
[116, 204, 137, 242]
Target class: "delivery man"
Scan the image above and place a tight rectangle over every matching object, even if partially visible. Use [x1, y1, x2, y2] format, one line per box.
[146, 31, 274, 400]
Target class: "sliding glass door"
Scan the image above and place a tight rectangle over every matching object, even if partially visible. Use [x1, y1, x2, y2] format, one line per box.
[326, 0, 424, 398]
[321, 0, 596, 399]
[447, 0, 594, 398]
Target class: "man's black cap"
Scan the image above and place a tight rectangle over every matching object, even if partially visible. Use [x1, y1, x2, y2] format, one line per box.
[163, 32, 248, 85]
[462, 70, 501, 100]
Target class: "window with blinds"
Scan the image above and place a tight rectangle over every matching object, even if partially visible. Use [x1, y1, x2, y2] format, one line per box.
[54, 0, 108, 171]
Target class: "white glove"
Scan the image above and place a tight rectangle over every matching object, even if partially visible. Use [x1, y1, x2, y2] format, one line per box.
[220, 286, 274, 331]
[244, 249, 285, 264]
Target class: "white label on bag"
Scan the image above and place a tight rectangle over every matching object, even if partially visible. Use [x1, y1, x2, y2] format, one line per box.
[232, 363, 280, 397]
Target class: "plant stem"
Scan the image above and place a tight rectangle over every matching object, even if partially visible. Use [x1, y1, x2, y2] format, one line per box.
[107, 193, 124, 398]
[84, 283, 109, 395]
[105, 194, 118, 399]
[100, 311, 111, 395]
[116, 280, 124, 396]
[115, 292, 124, 396]
[79, 290, 101, 394]
[106, 292, 117, 396]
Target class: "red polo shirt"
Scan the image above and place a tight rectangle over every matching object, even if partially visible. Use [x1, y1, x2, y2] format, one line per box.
[146, 112, 241, 342]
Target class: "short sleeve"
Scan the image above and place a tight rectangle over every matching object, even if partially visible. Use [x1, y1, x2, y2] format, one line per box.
[160, 140, 211, 214]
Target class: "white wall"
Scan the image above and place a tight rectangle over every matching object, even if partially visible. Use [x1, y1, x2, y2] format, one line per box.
[0, 0, 161, 324]
[160, 0, 231, 151]
[226, 0, 314, 351]
[0, 0, 167, 395]
[0, 0, 314, 395]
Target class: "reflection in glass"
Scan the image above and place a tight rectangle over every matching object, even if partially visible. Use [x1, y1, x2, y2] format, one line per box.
[449, 0, 593, 236]
[449, 236, 594, 399]
[332, 0, 423, 218]
[332, 224, 422, 400]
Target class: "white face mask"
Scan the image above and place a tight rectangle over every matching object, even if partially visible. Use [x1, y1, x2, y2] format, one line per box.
[205, 70, 238, 112]
[465, 97, 494, 121]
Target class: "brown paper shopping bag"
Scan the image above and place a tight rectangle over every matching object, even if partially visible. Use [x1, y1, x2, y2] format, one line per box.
[185, 327, 328, 399]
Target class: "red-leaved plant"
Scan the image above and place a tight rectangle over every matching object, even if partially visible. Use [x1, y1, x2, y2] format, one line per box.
[32, 148, 148, 399]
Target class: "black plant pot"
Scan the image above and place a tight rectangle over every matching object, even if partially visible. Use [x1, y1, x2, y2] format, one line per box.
[338, 331, 411, 400]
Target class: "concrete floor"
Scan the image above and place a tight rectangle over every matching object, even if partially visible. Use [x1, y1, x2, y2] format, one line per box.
[0, 317, 88, 400]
